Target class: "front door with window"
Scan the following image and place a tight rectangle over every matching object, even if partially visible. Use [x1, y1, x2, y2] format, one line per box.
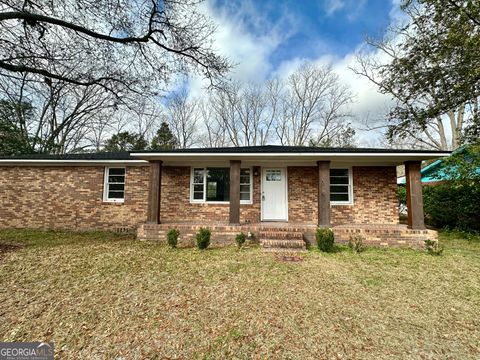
[261, 168, 288, 221]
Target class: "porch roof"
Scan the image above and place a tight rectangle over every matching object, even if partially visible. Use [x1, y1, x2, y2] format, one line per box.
[130, 145, 450, 166]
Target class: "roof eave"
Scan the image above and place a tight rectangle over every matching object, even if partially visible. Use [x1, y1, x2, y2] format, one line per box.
[0, 159, 148, 166]
[130, 152, 450, 163]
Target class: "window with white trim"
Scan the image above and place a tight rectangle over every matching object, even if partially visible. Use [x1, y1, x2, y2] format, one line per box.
[240, 168, 251, 201]
[330, 168, 352, 204]
[104, 167, 125, 202]
[191, 167, 252, 204]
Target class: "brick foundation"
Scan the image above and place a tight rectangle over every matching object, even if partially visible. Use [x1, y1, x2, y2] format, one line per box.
[332, 224, 438, 248]
[138, 223, 435, 249]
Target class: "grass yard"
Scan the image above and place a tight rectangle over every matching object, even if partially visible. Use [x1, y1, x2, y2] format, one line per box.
[0, 230, 479, 359]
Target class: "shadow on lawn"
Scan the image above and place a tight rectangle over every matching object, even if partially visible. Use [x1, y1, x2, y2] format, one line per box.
[0, 229, 134, 249]
[0, 243, 24, 260]
[307, 244, 349, 253]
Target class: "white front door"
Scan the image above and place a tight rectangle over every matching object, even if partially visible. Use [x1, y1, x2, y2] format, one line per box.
[262, 168, 288, 221]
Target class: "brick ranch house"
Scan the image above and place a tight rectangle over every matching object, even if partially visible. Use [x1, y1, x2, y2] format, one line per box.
[0, 146, 450, 250]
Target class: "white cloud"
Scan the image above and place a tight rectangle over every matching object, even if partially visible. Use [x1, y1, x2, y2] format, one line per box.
[324, 0, 345, 16]
[187, 0, 297, 98]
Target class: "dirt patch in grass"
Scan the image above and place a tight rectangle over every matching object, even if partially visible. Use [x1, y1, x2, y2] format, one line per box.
[274, 254, 304, 262]
[0, 243, 23, 260]
[0, 229, 479, 359]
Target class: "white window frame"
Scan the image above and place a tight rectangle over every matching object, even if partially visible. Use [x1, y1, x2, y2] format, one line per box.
[190, 167, 253, 205]
[103, 167, 126, 203]
[330, 167, 353, 205]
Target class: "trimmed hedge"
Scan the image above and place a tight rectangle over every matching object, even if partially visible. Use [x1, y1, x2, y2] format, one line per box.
[166, 228, 180, 248]
[196, 227, 211, 250]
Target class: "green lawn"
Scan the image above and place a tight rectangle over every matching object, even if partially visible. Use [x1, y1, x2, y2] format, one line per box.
[0, 230, 479, 359]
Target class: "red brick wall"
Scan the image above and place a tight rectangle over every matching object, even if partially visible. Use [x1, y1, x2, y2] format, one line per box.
[0, 166, 149, 231]
[160, 166, 261, 224]
[0, 164, 398, 231]
[287, 166, 399, 225]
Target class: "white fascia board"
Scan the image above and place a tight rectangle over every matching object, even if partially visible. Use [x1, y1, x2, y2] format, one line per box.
[130, 152, 450, 158]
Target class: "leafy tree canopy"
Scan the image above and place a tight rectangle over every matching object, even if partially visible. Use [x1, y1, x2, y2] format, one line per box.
[392, 0, 479, 134]
[356, 0, 480, 149]
[436, 142, 480, 185]
[103, 132, 148, 152]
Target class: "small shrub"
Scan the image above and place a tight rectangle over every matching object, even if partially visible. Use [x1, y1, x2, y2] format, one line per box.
[166, 228, 180, 248]
[235, 232, 246, 248]
[196, 227, 211, 250]
[424, 239, 444, 256]
[247, 232, 258, 244]
[316, 228, 335, 252]
[348, 234, 366, 253]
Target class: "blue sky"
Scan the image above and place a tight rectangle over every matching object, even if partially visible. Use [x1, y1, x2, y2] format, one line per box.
[211, 0, 392, 70]
[187, 0, 403, 145]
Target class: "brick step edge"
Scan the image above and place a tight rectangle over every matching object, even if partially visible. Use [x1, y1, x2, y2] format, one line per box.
[258, 231, 304, 240]
[261, 239, 306, 249]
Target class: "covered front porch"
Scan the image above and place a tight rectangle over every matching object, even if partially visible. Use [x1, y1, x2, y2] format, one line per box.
[131, 146, 443, 250]
[142, 160, 427, 226]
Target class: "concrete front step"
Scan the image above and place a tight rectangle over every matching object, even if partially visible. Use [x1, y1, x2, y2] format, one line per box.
[261, 239, 307, 251]
[259, 231, 304, 240]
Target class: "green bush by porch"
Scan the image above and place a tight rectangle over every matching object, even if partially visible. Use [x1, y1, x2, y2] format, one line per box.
[316, 228, 335, 252]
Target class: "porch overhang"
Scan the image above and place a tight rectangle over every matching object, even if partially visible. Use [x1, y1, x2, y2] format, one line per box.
[130, 150, 450, 167]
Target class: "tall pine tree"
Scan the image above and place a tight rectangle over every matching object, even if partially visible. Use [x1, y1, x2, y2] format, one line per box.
[150, 122, 179, 150]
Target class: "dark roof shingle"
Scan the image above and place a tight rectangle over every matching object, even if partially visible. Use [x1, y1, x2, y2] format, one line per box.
[0, 145, 449, 161]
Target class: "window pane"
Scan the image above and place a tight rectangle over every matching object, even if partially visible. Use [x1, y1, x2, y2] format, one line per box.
[241, 168, 250, 176]
[266, 170, 281, 181]
[330, 176, 349, 185]
[330, 169, 348, 177]
[206, 168, 229, 201]
[106, 167, 125, 200]
[109, 168, 125, 175]
[108, 175, 125, 183]
[240, 192, 250, 201]
[109, 184, 125, 191]
[193, 184, 204, 192]
[108, 191, 124, 199]
[331, 193, 349, 202]
[193, 169, 204, 184]
[240, 175, 250, 184]
[240, 184, 250, 192]
[331, 185, 348, 193]
[193, 191, 204, 200]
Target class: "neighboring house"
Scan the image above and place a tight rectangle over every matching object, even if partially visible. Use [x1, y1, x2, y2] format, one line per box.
[0, 145, 449, 250]
[397, 146, 479, 185]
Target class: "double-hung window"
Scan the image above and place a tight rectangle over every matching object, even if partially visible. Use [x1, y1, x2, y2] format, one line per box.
[330, 168, 352, 204]
[104, 167, 125, 202]
[191, 167, 252, 204]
